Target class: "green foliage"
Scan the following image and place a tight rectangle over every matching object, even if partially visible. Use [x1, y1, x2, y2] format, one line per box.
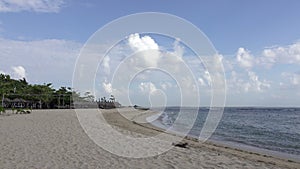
[84, 91, 95, 102]
[0, 73, 89, 109]
[0, 106, 5, 114]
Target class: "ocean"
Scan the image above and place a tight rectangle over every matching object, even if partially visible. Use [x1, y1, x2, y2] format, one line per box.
[149, 107, 300, 160]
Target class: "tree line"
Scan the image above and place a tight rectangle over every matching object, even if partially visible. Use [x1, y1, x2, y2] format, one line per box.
[0, 74, 93, 109]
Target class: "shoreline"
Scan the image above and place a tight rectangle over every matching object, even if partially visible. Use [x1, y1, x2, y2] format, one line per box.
[144, 111, 300, 163]
[103, 107, 300, 168]
[124, 108, 300, 167]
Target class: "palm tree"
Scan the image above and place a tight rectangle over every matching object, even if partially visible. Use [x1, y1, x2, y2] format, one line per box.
[109, 95, 115, 102]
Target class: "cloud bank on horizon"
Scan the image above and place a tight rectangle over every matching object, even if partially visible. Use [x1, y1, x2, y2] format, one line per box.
[0, 34, 300, 105]
[1, 31, 299, 106]
[0, 37, 81, 86]
[94, 33, 299, 107]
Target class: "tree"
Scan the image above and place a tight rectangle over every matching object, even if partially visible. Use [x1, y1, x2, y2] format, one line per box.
[109, 95, 115, 102]
[0, 73, 97, 109]
[55, 87, 73, 108]
[84, 91, 95, 102]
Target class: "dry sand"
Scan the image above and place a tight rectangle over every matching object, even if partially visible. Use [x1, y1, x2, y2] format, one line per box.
[0, 108, 299, 169]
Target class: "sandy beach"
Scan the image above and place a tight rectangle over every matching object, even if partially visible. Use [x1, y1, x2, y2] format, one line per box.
[0, 108, 299, 169]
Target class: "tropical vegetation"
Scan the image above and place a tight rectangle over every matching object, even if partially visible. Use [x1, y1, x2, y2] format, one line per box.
[0, 73, 87, 109]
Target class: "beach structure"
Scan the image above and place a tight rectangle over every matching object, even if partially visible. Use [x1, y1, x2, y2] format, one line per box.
[98, 95, 121, 109]
[1, 97, 41, 109]
[98, 100, 121, 109]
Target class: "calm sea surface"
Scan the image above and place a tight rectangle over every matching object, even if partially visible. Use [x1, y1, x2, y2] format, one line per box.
[150, 107, 300, 159]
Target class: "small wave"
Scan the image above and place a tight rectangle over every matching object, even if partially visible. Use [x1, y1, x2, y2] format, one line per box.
[148, 107, 300, 157]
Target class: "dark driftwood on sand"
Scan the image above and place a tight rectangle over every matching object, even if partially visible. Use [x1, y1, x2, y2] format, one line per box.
[172, 142, 188, 148]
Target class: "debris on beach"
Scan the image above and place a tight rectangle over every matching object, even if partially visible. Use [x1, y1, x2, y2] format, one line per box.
[172, 142, 189, 148]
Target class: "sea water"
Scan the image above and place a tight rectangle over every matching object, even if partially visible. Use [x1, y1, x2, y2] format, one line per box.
[149, 107, 300, 160]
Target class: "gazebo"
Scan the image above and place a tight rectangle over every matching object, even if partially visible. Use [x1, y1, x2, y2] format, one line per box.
[11, 98, 27, 108]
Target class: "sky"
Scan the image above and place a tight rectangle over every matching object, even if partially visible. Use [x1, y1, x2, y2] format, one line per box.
[0, 0, 300, 107]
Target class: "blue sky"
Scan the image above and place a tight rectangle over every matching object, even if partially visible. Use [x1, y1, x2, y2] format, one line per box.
[1, 0, 300, 106]
[2, 0, 300, 53]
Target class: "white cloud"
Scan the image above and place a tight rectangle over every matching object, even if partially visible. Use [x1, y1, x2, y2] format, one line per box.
[160, 82, 173, 90]
[0, 0, 64, 13]
[236, 47, 254, 69]
[101, 56, 110, 75]
[106, 37, 300, 106]
[160, 83, 167, 90]
[225, 42, 300, 97]
[172, 39, 184, 59]
[281, 72, 300, 87]
[197, 71, 212, 87]
[198, 78, 206, 86]
[203, 70, 211, 86]
[127, 33, 160, 67]
[0, 37, 81, 86]
[107, 34, 202, 106]
[247, 71, 270, 92]
[128, 33, 159, 51]
[261, 42, 300, 66]
[229, 71, 270, 93]
[12, 66, 26, 79]
[102, 82, 112, 94]
[232, 42, 300, 70]
[0, 66, 27, 79]
[139, 82, 157, 94]
[291, 75, 300, 85]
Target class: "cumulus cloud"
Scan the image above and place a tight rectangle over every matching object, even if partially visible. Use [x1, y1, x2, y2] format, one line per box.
[197, 71, 212, 87]
[102, 82, 112, 94]
[126, 33, 193, 74]
[172, 39, 184, 59]
[281, 72, 300, 87]
[128, 33, 159, 51]
[12, 66, 26, 79]
[94, 33, 222, 106]
[291, 74, 300, 85]
[229, 71, 270, 93]
[227, 42, 300, 95]
[108, 36, 300, 106]
[236, 47, 254, 69]
[0, 0, 64, 13]
[160, 82, 173, 90]
[235, 42, 300, 69]
[247, 71, 270, 92]
[0, 66, 27, 79]
[127, 33, 160, 67]
[107, 33, 205, 106]
[203, 70, 212, 86]
[101, 56, 110, 75]
[139, 82, 157, 94]
[198, 78, 206, 86]
[260, 42, 300, 66]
